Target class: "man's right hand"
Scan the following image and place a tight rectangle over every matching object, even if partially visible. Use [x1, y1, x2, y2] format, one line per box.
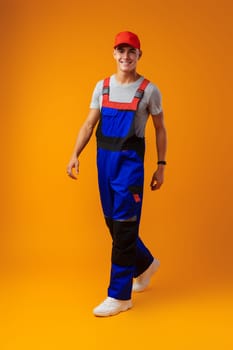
[66, 157, 79, 180]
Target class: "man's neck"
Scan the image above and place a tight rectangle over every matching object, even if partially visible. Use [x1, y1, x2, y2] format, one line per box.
[114, 71, 141, 84]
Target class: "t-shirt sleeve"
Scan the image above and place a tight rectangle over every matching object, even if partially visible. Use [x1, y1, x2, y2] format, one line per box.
[148, 84, 163, 116]
[89, 80, 103, 109]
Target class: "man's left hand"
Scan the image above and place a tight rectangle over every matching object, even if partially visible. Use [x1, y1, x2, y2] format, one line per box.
[150, 167, 165, 191]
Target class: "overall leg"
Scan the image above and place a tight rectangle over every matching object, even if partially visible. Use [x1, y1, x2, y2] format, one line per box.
[107, 151, 144, 300]
[97, 149, 157, 301]
[94, 150, 134, 315]
[108, 220, 138, 300]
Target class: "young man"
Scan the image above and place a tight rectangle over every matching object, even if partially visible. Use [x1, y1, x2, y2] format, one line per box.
[67, 31, 167, 317]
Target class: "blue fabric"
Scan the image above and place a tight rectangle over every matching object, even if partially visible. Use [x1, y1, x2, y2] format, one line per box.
[108, 263, 134, 300]
[97, 148, 144, 220]
[101, 107, 134, 138]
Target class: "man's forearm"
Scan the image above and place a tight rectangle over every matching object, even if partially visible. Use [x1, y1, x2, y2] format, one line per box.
[71, 123, 94, 159]
[155, 126, 167, 162]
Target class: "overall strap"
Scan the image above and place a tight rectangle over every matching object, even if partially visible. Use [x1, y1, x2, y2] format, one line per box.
[102, 77, 150, 110]
[131, 78, 150, 109]
[102, 77, 110, 96]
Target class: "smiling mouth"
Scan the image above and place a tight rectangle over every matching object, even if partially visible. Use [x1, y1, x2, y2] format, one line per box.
[120, 61, 132, 64]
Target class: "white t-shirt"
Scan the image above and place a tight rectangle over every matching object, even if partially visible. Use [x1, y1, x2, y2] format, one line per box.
[90, 75, 162, 137]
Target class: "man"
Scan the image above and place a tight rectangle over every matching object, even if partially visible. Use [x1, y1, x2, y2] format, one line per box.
[67, 31, 167, 317]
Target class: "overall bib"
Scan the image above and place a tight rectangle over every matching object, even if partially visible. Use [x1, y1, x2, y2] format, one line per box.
[96, 77, 154, 300]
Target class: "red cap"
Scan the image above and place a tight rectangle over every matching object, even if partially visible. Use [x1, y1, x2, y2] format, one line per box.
[114, 31, 141, 49]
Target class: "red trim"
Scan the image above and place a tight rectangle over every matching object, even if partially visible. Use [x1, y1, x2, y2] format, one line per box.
[133, 193, 141, 203]
[102, 78, 150, 110]
[139, 78, 150, 91]
[103, 77, 110, 89]
[102, 100, 138, 110]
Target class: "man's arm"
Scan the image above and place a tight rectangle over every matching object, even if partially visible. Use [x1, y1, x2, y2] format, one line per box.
[66, 108, 100, 179]
[150, 111, 167, 190]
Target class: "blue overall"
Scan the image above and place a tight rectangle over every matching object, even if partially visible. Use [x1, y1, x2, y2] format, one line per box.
[96, 77, 154, 300]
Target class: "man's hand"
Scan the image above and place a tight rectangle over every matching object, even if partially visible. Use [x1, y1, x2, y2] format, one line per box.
[150, 166, 165, 191]
[66, 156, 79, 180]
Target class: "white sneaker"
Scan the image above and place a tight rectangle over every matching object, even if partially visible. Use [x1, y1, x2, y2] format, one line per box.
[93, 297, 132, 317]
[132, 258, 160, 292]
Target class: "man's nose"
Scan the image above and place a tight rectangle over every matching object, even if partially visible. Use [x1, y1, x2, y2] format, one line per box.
[122, 51, 130, 59]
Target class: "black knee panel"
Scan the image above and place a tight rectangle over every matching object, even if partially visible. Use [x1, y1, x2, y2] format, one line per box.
[111, 220, 138, 266]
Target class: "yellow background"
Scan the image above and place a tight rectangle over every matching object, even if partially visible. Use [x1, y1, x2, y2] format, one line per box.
[1, 0, 233, 349]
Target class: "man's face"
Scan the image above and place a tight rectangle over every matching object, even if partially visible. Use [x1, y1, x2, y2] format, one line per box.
[113, 45, 142, 73]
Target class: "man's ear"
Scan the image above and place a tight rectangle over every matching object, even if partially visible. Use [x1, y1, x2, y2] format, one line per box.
[138, 50, 143, 59]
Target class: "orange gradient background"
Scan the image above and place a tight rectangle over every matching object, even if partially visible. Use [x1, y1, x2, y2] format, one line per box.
[1, 0, 233, 349]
